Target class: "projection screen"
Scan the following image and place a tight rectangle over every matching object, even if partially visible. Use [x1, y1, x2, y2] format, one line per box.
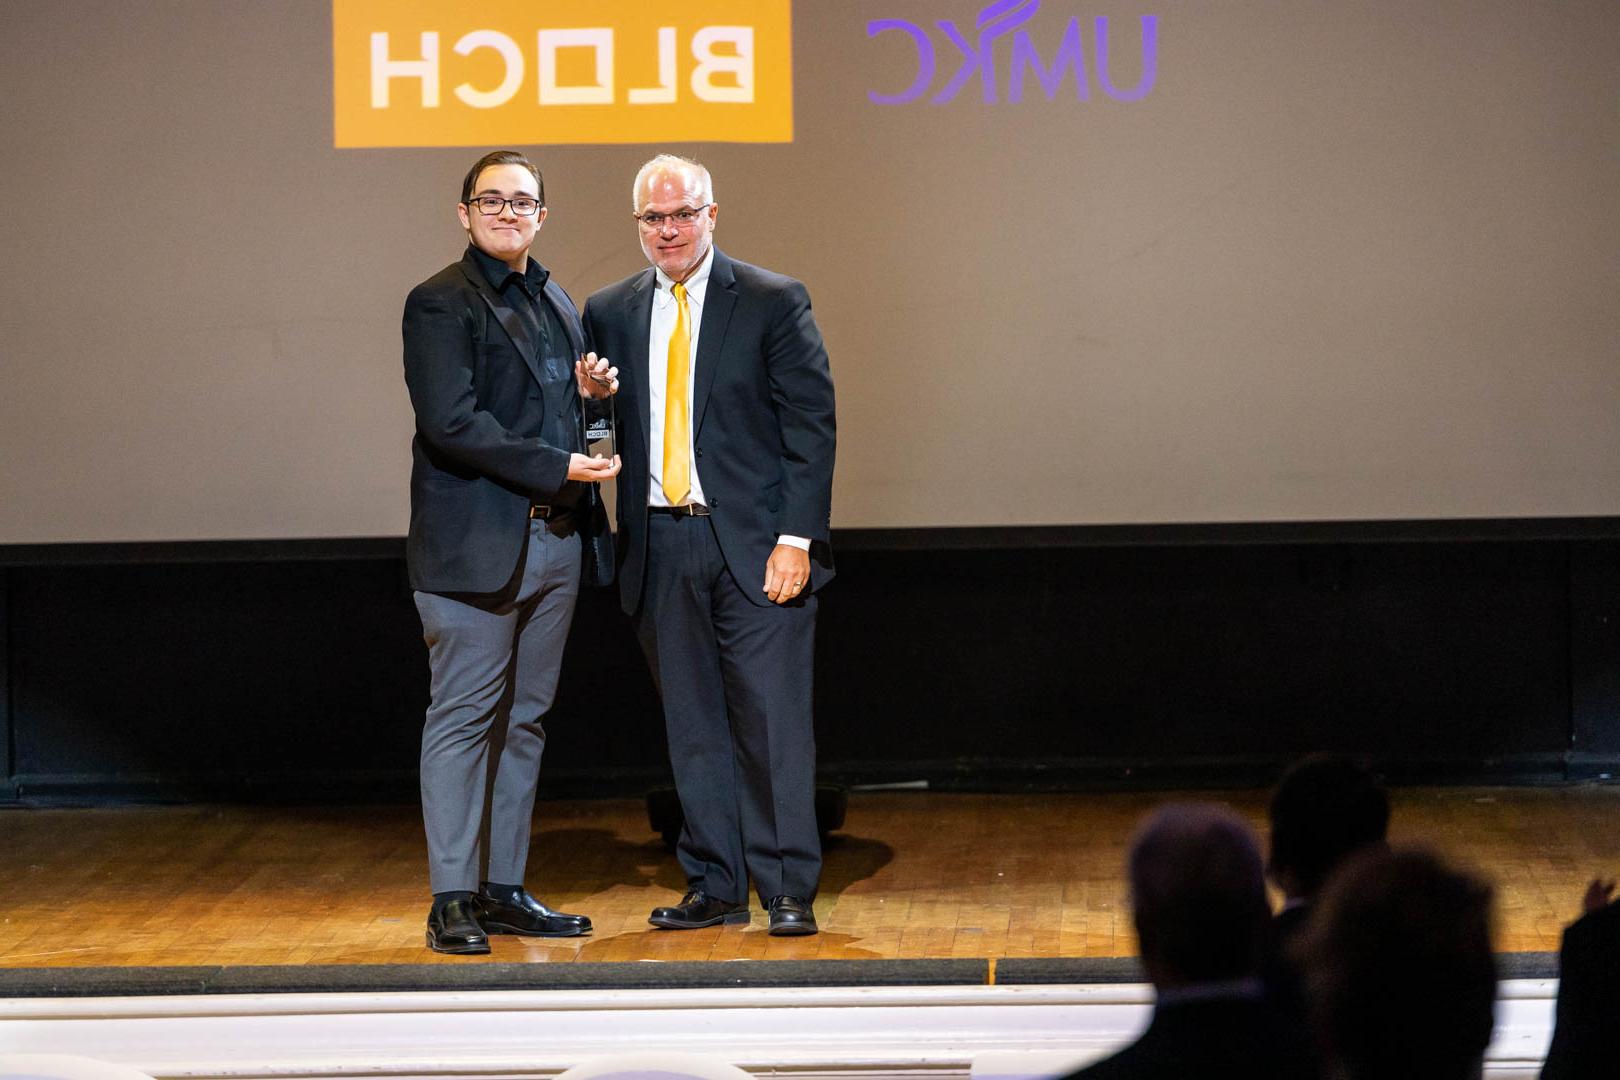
[1, 0, 1617, 544]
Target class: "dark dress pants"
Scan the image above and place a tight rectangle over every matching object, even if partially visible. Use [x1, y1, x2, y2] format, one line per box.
[414, 518, 581, 894]
[636, 512, 821, 905]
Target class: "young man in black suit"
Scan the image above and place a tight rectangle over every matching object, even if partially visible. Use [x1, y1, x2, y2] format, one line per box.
[402, 150, 618, 954]
[582, 154, 836, 936]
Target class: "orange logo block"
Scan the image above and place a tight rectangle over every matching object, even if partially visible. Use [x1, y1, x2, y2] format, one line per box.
[333, 0, 793, 147]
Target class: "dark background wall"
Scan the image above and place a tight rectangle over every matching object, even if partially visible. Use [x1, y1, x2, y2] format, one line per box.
[4, 524, 1620, 805]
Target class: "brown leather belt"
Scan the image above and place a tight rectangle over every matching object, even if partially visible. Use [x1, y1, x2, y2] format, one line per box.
[649, 504, 711, 519]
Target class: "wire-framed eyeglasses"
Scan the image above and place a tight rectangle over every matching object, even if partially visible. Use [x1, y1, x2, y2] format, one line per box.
[634, 204, 713, 231]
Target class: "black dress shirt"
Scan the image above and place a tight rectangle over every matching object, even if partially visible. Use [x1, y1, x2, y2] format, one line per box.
[469, 246, 583, 509]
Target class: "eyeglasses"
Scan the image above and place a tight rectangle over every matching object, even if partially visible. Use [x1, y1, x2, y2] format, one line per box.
[634, 204, 712, 231]
[466, 195, 543, 216]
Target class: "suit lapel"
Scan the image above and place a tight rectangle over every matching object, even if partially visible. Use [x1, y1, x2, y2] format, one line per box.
[692, 250, 738, 438]
[459, 257, 545, 390]
[626, 270, 655, 459]
[543, 278, 584, 357]
[541, 277, 587, 435]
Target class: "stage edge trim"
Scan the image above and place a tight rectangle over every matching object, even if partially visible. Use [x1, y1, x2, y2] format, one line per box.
[0, 981, 1554, 1079]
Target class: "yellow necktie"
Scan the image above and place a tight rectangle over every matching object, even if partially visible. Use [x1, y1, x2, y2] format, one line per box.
[662, 281, 692, 506]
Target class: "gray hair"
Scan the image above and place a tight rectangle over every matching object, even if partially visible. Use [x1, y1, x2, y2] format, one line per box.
[632, 154, 714, 212]
[1128, 802, 1269, 983]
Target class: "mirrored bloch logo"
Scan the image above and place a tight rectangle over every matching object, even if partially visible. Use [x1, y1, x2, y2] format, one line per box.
[867, 0, 1158, 105]
[332, 0, 793, 147]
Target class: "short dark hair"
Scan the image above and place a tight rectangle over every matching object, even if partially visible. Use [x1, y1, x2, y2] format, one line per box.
[1129, 803, 1270, 984]
[460, 150, 544, 206]
[1269, 754, 1389, 897]
[1298, 848, 1496, 1080]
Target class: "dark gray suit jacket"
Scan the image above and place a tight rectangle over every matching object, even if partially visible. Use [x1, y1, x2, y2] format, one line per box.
[581, 249, 835, 615]
[403, 247, 612, 594]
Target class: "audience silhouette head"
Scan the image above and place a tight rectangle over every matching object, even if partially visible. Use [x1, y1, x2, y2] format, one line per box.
[1129, 802, 1271, 988]
[1267, 754, 1389, 903]
[1058, 804, 1311, 1079]
[1297, 847, 1496, 1080]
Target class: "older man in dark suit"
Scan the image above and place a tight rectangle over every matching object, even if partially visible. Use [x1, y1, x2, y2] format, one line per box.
[582, 154, 836, 936]
[402, 150, 618, 954]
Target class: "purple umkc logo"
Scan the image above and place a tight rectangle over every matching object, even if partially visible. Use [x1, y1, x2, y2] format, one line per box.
[867, 0, 1158, 105]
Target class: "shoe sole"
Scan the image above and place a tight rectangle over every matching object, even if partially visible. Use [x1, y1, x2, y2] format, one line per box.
[648, 910, 753, 930]
[426, 929, 490, 955]
[768, 923, 819, 937]
[482, 921, 591, 937]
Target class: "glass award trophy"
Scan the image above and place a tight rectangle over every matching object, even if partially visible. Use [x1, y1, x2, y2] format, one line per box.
[585, 394, 616, 462]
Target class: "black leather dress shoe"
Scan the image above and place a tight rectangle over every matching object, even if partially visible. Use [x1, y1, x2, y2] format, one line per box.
[648, 890, 751, 929]
[426, 899, 490, 955]
[766, 895, 818, 936]
[475, 888, 592, 937]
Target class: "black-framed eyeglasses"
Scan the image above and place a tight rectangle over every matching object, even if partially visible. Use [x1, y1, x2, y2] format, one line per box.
[466, 195, 543, 216]
[633, 204, 712, 230]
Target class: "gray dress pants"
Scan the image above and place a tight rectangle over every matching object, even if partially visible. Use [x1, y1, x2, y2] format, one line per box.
[414, 518, 581, 894]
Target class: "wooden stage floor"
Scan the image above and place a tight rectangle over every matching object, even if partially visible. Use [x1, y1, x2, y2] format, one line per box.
[1, 788, 1616, 968]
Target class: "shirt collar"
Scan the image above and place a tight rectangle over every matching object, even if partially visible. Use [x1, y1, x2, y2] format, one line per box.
[654, 245, 714, 304]
[468, 244, 549, 298]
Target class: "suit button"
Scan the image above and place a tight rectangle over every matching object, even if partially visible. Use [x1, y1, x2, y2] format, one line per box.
[695, 447, 703, 458]
[710, 499, 719, 508]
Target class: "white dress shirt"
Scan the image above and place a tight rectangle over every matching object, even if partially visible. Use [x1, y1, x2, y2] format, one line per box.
[647, 247, 809, 551]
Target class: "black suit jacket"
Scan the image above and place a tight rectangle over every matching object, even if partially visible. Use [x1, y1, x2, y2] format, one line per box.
[1541, 899, 1620, 1080]
[1062, 997, 1313, 1080]
[403, 247, 612, 594]
[581, 249, 835, 615]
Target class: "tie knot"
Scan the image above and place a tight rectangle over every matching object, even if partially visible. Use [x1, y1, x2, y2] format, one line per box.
[672, 281, 687, 302]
